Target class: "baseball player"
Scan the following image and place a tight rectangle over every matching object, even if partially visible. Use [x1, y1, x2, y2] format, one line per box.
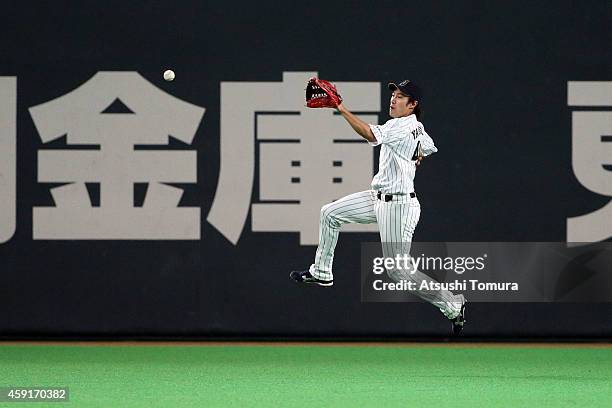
[291, 79, 466, 334]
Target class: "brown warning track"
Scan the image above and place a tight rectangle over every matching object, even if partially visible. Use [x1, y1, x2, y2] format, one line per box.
[0, 341, 610, 348]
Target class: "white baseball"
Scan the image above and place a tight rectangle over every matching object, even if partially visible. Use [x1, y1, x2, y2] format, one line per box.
[163, 69, 175, 81]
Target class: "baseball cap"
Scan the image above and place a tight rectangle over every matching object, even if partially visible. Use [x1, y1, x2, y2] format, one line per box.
[388, 80, 422, 102]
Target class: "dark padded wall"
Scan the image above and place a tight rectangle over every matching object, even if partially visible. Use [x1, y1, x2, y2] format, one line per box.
[1, 1, 611, 338]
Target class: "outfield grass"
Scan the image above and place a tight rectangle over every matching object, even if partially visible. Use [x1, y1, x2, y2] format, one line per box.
[0, 343, 610, 407]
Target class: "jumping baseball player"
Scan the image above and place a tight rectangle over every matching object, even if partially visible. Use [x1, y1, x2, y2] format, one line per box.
[292, 79, 466, 334]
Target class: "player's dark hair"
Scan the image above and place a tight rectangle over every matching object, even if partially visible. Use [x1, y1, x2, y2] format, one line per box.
[407, 97, 422, 120]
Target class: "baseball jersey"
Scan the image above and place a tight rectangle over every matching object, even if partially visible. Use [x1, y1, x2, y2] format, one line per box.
[368, 114, 437, 194]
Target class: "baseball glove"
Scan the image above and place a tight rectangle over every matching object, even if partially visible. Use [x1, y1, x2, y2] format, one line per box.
[305, 77, 342, 108]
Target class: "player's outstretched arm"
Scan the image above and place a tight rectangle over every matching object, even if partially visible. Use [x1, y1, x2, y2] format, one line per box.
[337, 103, 377, 143]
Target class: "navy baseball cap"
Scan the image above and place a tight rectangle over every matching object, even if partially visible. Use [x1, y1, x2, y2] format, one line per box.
[388, 80, 422, 102]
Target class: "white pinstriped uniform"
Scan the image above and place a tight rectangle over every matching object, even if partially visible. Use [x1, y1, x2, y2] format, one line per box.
[310, 114, 463, 318]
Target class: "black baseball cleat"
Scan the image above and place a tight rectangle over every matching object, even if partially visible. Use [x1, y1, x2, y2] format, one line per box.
[451, 295, 467, 335]
[289, 269, 333, 287]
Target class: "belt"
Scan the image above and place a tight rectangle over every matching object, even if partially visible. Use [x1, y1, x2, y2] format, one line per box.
[376, 191, 416, 202]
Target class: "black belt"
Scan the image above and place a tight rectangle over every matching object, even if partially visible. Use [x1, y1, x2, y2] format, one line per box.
[376, 191, 416, 202]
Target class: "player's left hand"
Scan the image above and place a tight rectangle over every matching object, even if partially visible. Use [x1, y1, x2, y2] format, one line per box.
[305, 77, 343, 108]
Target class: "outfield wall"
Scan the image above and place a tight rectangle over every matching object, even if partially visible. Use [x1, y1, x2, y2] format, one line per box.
[1, 1, 611, 338]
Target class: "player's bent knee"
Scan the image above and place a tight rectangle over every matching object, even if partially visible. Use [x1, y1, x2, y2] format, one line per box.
[320, 203, 342, 227]
[320, 203, 335, 218]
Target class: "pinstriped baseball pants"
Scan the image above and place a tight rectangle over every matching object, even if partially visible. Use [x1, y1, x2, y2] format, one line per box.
[310, 189, 461, 316]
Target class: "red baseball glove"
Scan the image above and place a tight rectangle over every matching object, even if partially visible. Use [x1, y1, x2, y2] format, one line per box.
[305, 77, 343, 108]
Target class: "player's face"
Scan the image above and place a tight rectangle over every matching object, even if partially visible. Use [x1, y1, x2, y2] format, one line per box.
[389, 91, 417, 118]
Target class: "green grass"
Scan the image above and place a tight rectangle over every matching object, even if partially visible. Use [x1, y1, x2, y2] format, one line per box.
[0, 344, 610, 407]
